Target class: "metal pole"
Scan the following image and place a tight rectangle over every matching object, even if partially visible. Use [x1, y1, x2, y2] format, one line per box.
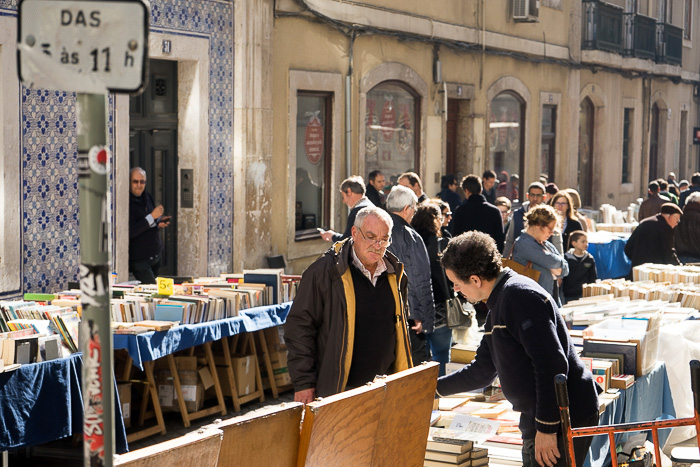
[77, 93, 114, 467]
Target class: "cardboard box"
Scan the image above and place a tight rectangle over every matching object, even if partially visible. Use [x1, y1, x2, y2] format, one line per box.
[263, 326, 285, 351]
[156, 356, 204, 413]
[117, 382, 131, 428]
[216, 354, 258, 397]
[261, 348, 291, 389]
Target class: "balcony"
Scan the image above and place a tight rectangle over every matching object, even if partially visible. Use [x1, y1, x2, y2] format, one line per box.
[582, 1, 623, 53]
[656, 23, 683, 66]
[623, 13, 656, 60]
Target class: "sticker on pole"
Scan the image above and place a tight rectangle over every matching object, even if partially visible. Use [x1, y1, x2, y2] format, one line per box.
[18, 0, 149, 94]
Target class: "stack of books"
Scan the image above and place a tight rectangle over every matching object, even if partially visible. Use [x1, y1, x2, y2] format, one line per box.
[425, 428, 488, 467]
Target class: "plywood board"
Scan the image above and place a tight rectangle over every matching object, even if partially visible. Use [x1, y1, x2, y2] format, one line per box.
[298, 384, 386, 467]
[371, 362, 439, 467]
[114, 428, 222, 467]
[214, 402, 303, 467]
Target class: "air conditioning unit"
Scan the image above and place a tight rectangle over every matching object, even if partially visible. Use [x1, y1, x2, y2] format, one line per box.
[513, 0, 540, 22]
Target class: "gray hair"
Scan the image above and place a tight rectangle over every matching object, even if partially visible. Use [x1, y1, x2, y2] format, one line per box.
[687, 192, 700, 205]
[386, 185, 418, 213]
[130, 167, 146, 179]
[355, 206, 393, 230]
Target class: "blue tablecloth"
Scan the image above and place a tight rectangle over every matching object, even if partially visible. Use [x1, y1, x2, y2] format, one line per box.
[588, 235, 632, 280]
[113, 302, 292, 370]
[585, 362, 675, 467]
[0, 353, 128, 453]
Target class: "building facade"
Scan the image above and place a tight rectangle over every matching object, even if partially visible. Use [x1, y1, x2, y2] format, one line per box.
[0, 0, 698, 294]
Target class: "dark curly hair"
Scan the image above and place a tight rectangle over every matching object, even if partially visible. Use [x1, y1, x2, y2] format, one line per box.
[441, 231, 502, 282]
[411, 203, 441, 237]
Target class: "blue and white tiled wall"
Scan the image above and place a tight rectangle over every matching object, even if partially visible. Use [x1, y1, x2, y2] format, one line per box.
[1, 0, 234, 293]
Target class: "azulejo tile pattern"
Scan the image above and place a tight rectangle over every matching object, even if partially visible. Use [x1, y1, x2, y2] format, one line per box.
[7, 0, 233, 292]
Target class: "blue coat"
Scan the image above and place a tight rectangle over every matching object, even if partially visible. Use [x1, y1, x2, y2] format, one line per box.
[512, 231, 568, 299]
[387, 213, 436, 333]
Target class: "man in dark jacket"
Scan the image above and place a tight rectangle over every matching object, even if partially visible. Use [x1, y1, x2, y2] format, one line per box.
[482, 170, 497, 205]
[366, 170, 386, 207]
[285, 206, 412, 403]
[503, 181, 546, 257]
[386, 185, 436, 365]
[129, 167, 170, 284]
[625, 203, 682, 268]
[451, 174, 505, 251]
[437, 174, 462, 213]
[679, 173, 700, 207]
[319, 176, 373, 242]
[675, 192, 700, 263]
[638, 181, 669, 221]
[438, 231, 599, 467]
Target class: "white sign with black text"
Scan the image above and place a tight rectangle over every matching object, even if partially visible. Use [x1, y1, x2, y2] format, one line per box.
[18, 0, 148, 94]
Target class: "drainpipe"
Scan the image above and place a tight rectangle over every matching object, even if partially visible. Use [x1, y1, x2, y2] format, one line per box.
[640, 76, 651, 192]
[346, 31, 356, 179]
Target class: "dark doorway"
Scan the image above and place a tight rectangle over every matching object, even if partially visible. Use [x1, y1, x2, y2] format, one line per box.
[541, 105, 557, 183]
[578, 98, 594, 207]
[129, 59, 179, 276]
[649, 103, 660, 181]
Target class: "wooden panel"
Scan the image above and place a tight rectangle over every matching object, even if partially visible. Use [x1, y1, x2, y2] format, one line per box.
[114, 429, 222, 467]
[214, 403, 303, 467]
[298, 384, 386, 467]
[371, 362, 439, 467]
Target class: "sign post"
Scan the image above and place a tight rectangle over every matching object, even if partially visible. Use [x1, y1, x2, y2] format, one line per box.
[18, 1, 148, 465]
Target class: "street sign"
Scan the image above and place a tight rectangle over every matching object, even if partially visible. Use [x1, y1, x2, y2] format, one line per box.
[18, 0, 149, 94]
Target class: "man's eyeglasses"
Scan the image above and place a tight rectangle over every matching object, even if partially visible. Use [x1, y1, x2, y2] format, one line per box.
[357, 227, 391, 247]
[131, 180, 146, 185]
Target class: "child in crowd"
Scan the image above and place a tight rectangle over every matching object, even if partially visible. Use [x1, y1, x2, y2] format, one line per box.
[562, 230, 598, 303]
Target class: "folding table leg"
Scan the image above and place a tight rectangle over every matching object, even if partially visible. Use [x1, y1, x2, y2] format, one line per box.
[126, 360, 167, 443]
[168, 354, 191, 428]
[221, 336, 242, 412]
[203, 341, 227, 416]
[256, 330, 279, 398]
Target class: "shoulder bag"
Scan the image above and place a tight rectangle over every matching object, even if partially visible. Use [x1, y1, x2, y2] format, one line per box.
[502, 256, 541, 282]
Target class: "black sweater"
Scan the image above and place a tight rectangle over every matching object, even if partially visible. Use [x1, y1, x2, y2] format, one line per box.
[436, 270, 599, 439]
[562, 251, 597, 300]
[129, 191, 162, 261]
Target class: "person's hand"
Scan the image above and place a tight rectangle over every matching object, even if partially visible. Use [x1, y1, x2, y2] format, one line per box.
[294, 388, 316, 404]
[318, 229, 335, 242]
[551, 268, 562, 276]
[152, 205, 164, 219]
[535, 431, 560, 467]
[411, 319, 423, 334]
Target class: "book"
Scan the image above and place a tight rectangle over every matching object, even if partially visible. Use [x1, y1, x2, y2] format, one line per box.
[583, 339, 637, 376]
[426, 440, 474, 455]
[154, 302, 186, 323]
[14, 335, 39, 364]
[451, 344, 479, 364]
[424, 449, 471, 464]
[423, 458, 470, 467]
[243, 268, 284, 304]
[429, 428, 476, 447]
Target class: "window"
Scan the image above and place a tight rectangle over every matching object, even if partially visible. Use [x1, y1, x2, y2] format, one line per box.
[365, 81, 419, 187]
[541, 105, 557, 183]
[489, 92, 524, 201]
[295, 92, 332, 241]
[622, 108, 633, 184]
[684, 0, 692, 39]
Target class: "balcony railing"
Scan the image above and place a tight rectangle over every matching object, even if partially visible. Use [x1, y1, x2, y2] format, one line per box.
[583, 1, 624, 53]
[656, 23, 683, 65]
[623, 13, 656, 59]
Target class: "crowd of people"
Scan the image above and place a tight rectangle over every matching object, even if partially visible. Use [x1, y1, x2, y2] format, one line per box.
[283, 168, 700, 467]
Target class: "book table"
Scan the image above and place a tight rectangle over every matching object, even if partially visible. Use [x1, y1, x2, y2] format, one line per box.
[0, 353, 128, 453]
[113, 302, 291, 443]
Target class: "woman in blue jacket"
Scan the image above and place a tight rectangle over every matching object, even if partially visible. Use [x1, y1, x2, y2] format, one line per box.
[512, 204, 568, 306]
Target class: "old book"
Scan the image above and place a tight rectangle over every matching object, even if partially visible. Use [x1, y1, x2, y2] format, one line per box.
[423, 458, 470, 467]
[425, 449, 471, 464]
[450, 344, 479, 364]
[429, 428, 476, 447]
[583, 339, 637, 376]
[611, 374, 635, 389]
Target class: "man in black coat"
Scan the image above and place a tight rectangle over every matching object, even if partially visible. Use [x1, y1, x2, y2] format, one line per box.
[319, 176, 374, 242]
[625, 203, 682, 268]
[129, 167, 171, 284]
[451, 174, 505, 252]
[366, 170, 386, 207]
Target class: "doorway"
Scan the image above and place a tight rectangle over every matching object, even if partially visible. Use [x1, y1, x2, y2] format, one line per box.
[129, 59, 179, 276]
[446, 98, 472, 181]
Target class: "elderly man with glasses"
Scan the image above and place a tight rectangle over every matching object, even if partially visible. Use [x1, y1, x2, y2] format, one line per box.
[129, 167, 170, 284]
[503, 181, 547, 257]
[386, 185, 436, 366]
[286, 206, 413, 403]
